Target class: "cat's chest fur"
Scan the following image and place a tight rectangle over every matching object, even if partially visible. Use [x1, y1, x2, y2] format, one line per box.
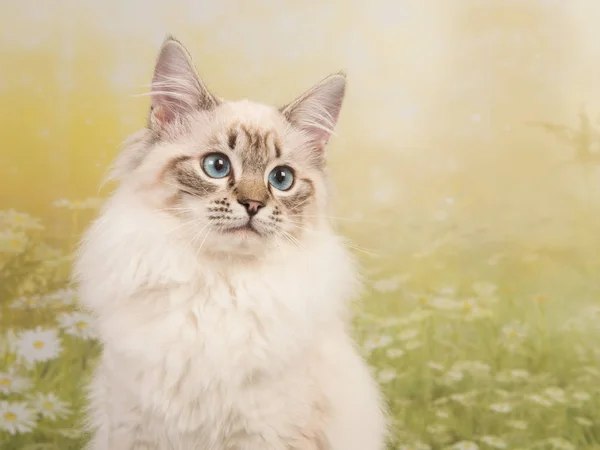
[104, 269, 317, 378]
[95, 257, 343, 439]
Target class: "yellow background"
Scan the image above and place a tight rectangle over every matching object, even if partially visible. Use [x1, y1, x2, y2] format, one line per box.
[3, 0, 600, 246]
[2, 1, 600, 448]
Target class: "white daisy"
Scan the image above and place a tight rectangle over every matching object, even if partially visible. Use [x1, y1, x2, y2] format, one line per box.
[0, 210, 43, 231]
[437, 286, 456, 296]
[404, 340, 423, 351]
[464, 306, 494, 322]
[0, 401, 36, 434]
[452, 361, 491, 377]
[433, 396, 450, 406]
[28, 393, 71, 421]
[430, 297, 462, 311]
[451, 441, 479, 450]
[9, 295, 43, 310]
[56, 428, 83, 439]
[57, 311, 96, 340]
[54, 197, 103, 210]
[32, 243, 63, 265]
[426, 424, 448, 435]
[450, 391, 478, 406]
[441, 370, 464, 385]
[472, 281, 497, 297]
[398, 443, 431, 450]
[0, 230, 28, 254]
[494, 389, 511, 398]
[372, 276, 404, 293]
[386, 348, 405, 359]
[506, 419, 528, 430]
[79, 197, 104, 209]
[397, 329, 419, 341]
[45, 288, 78, 306]
[574, 416, 593, 427]
[489, 402, 512, 413]
[571, 391, 591, 402]
[546, 438, 575, 450]
[495, 369, 530, 383]
[427, 361, 445, 372]
[510, 369, 530, 380]
[405, 309, 432, 323]
[363, 334, 393, 352]
[378, 317, 400, 328]
[526, 394, 553, 407]
[15, 327, 62, 364]
[0, 371, 31, 394]
[52, 198, 73, 208]
[378, 369, 397, 384]
[499, 321, 528, 350]
[544, 387, 567, 404]
[435, 410, 450, 419]
[480, 435, 507, 449]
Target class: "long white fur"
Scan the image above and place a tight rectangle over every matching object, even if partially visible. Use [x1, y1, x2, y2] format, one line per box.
[75, 37, 387, 450]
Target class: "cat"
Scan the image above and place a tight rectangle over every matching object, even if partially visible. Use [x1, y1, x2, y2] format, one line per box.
[74, 36, 387, 450]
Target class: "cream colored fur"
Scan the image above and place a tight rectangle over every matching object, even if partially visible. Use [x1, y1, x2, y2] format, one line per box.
[75, 37, 387, 450]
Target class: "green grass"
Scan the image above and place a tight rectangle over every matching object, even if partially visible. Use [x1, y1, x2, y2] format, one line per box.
[1, 207, 599, 450]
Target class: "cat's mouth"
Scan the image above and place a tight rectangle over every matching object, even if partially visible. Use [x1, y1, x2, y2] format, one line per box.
[223, 223, 260, 236]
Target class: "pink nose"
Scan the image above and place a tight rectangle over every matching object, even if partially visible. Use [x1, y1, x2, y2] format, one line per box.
[238, 199, 265, 216]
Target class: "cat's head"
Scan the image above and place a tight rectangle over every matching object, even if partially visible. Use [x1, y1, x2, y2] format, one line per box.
[112, 36, 345, 257]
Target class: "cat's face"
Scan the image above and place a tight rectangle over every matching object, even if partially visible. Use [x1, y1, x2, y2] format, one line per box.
[113, 37, 345, 257]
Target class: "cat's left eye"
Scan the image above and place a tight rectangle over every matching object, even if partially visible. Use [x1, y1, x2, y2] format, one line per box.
[268, 166, 295, 191]
[202, 153, 231, 179]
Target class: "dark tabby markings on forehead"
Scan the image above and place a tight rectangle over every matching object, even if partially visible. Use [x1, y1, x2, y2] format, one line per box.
[226, 124, 282, 167]
[228, 132, 237, 150]
[164, 155, 218, 197]
[273, 139, 282, 159]
[281, 178, 315, 213]
[241, 125, 261, 152]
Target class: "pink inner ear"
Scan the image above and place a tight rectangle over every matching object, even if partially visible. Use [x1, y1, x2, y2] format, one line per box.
[148, 39, 205, 129]
[151, 103, 174, 126]
[282, 74, 346, 151]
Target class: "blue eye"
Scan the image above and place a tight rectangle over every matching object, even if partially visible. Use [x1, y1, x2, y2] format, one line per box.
[202, 153, 231, 178]
[268, 166, 294, 191]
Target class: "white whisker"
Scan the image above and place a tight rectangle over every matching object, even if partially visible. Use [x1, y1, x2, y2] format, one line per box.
[284, 222, 379, 257]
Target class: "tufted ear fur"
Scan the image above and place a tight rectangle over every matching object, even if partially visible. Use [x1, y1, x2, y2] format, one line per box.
[148, 36, 219, 131]
[280, 73, 346, 152]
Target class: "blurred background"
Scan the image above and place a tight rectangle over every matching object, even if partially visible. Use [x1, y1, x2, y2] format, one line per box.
[1, 0, 600, 448]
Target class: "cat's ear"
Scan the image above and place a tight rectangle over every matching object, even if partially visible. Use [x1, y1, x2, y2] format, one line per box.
[149, 36, 219, 130]
[280, 73, 346, 151]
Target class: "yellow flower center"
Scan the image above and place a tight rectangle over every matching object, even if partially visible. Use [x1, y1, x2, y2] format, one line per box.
[76, 321, 88, 329]
[8, 239, 21, 248]
[33, 340, 45, 349]
[3, 412, 16, 421]
[42, 401, 54, 409]
[0, 378, 11, 387]
[418, 297, 428, 304]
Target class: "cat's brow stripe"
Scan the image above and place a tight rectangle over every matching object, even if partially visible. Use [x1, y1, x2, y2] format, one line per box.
[160, 155, 191, 181]
[163, 155, 217, 197]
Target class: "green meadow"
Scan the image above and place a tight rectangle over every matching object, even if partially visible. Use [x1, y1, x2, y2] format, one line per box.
[0, 193, 599, 450]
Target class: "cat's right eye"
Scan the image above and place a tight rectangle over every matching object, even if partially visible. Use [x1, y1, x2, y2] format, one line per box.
[202, 153, 231, 179]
